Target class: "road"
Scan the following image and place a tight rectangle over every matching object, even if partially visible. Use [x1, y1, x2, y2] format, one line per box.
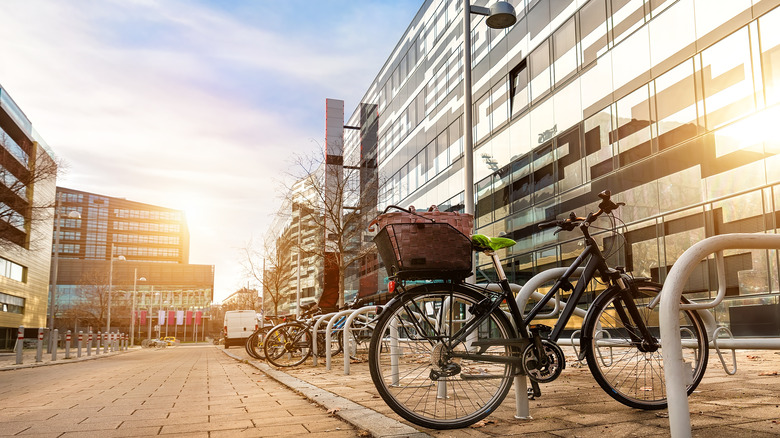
[0, 345, 361, 437]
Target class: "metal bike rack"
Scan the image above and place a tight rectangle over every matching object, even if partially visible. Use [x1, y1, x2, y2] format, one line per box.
[659, 233, 780, 438]
[325, 309, 355, 370]
[312, 312, 338, 366]
[343, 306, 381, 375]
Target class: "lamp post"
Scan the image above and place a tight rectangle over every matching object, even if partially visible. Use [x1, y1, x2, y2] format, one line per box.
[49, 200, 81, 351]
[106, 243, 126, 333]
[129, 269, 146, 347]
[462, 1, 516, 216]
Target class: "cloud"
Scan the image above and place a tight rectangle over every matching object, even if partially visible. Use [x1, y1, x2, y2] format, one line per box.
[0, 0, 418, 300]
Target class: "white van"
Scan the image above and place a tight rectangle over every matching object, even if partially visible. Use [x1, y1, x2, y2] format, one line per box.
[223, 310, 257, 348]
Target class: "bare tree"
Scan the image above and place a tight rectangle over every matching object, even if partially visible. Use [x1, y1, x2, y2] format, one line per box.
[60, 269, 110, 331]
[281, 147, 380, 309]
[0, 133, 62, 250]
[241, 236, 292, 317]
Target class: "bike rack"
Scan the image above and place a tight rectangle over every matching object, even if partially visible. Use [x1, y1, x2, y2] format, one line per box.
[659, 233, 780, 438]
[343, 306, 381, 375]
[325, 309, 355, 370]
[312, 312, 338, 366]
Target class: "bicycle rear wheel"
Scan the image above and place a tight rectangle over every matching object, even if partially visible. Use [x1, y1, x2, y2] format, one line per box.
[264, 323, 312, 367]
[368, 284, 517, 429]
[582, 281, 708, 409]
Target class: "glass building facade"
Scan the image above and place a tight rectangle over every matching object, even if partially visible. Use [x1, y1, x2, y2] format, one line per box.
[0, 83, 57, 349]
[344, 0, 780, 332]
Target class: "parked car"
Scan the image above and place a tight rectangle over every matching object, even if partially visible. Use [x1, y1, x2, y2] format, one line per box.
[163, 336, 178, 346]
[223, 310, 257, 349]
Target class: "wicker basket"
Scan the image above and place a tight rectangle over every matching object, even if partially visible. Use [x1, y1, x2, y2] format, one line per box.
[373, 222, 472, 280]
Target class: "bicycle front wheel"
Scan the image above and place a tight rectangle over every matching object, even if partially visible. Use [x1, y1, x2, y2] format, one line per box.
[264, 323, 312, 367]
[368, 284, 517, 430]
[246, 326, 270, 360]
[582, 281, 708, 409]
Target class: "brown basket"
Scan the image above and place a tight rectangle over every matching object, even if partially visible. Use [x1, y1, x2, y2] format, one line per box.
[373, 222, 472, 280]
[371, 208, 473, 237]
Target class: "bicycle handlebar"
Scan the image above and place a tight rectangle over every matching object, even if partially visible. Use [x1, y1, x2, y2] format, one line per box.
[538, 190, 625, 233]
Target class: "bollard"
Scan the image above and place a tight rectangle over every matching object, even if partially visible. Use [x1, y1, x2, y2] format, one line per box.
[87, 331, 92, 356]
[52, 329, 58, 361]
[96, 331, 101, 355]
[15, 326, 24, 365]
[65, 330, 72, 359]
[36, 328, 43, 362]
[77, 331, 83, 358]
[103, 333, 108, 354]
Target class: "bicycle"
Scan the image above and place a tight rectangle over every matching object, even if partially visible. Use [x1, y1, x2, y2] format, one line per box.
[368, 190, 708, 429]
[245, 315, 287, 360]
[263, 303, 345, 367]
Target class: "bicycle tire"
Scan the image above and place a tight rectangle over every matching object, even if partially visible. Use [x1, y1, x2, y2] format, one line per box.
[315, 331, 343, 357]
[264, 322, 312, 367]
[246, 326, 270, 360]
[581, 281, 708, 410]
[368, 284, 517, 429]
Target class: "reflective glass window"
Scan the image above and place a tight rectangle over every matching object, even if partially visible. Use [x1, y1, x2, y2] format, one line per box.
[510, 155, 532, 213]
[553, 17, 577, 86]
[530, 40, 551, 102]
[584, 107, 615, 179]
[448, 119, 463, 163]
[475, 91, 491, 143]
[579, 0, 609, 66]
[510, 60, 529, 117]
[494, 168, 511, 221]
[760, 7, 780, 105]
[555, 125, 583, 192]
[610, 0, 646, 46]
[654, 60, 700, 150]
[533, 142, 555, 202]
[700, 28, 755, 130]
[491, 80, 510, 130]
[615, 85, 652, 166]
[476, 176, 493, 227]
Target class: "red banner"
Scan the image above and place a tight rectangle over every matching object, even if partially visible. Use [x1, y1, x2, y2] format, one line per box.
[140, 310, 147, 325]
[168, 310, 175, 325]
[186, 311, 193, 325]
[195, 311, 202, 325]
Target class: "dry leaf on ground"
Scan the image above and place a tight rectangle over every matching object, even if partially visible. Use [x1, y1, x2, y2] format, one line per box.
[470, 419, 496, 428]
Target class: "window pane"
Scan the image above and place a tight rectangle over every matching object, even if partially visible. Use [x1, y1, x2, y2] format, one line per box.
[584, 107, 614, 179]
[654, 60, 700, 150]
[556, 125, 583, 192]
[760, 7, 780, 105]
[615, 85, 652, 166]
[579, 0, 609, 66]
[553, 17, 577, 85]
[510, 61, 529, 116]
[475, 92, 491, 143]
[701, 28, 755, 130]
[491, 80, 510, 130]
[530, 40, 551, 102]
[611, 0, 646, 46]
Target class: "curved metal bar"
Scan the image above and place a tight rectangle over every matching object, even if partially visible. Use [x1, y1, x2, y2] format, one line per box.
[312, 312, 338, 366]
[343, 306, 381, 375]
[712, 326, 737, 376]
[659, 233, 780, 437]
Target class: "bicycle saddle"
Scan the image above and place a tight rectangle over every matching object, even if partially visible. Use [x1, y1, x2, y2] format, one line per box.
[471, 234, 516, 251]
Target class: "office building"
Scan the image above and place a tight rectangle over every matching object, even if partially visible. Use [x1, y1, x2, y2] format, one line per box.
[51, 187, 214, 339]
[0, 84, 57, 349]
[341, 0, 780, 332]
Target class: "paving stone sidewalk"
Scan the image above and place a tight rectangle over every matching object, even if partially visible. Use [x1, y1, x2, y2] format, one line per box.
[223, 345, 780, 438]
[0, 345, 362, 437]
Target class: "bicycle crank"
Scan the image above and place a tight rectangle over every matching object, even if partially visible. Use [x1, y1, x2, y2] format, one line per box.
[521, 339, 565, 383]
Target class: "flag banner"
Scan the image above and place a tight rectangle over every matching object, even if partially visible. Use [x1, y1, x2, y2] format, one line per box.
[159, 310, 166, 325]
[195, 311, 202, 325]
[176, 310, 184, 325]
[168, 310, 175, 325]
[186, 311, 193, 325]
[140, 310, 147, 325]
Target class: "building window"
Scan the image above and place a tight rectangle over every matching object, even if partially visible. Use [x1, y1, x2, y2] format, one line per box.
[0, 292, 25, 314]
[0, 257, 25, 282]
[510, 60, 529, 116]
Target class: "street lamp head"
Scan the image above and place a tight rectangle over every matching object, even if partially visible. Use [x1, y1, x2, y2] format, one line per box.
[67, 211, 82, 219]
[486, 1, 516, 29]
[139, 277, 147, 282]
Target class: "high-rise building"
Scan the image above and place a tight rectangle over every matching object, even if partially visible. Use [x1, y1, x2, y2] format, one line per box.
[51, 187, 213, 339]
[0, 84, 57, 349]
[344, 0, 780, 333]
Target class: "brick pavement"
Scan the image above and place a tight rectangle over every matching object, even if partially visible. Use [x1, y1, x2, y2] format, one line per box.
[223, 345, 780, 438]
[0, 345, 362, 437]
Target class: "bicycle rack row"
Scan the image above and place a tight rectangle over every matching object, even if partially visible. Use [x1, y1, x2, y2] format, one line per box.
[658, 233, 780, 438]
[310, 305, 382, 374]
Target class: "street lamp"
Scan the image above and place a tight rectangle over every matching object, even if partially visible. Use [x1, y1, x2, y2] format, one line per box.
[462, 1, 516, 216]
[49, 201, 81, 336]
[106, 243, 126, 333]
[129, 269, 146, 347]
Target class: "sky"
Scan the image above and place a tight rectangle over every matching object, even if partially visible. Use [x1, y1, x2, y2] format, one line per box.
[0, 0, 421, 302]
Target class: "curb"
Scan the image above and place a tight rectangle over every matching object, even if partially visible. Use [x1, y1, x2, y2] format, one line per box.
[220, 348, 430, 438]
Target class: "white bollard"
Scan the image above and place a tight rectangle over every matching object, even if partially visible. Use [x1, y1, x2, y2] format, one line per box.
[77, 331, 83, 358]
[96, 331, 102, 355]
[65, 330, 72, 359]
[36, 328, 44, 362]
[87, 331, 92, 356]
[51, 329, 58, 361]
[15, 326, 24, 365]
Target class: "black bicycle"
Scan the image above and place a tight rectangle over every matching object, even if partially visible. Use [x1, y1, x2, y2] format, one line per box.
[368, 190, 708, 429]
